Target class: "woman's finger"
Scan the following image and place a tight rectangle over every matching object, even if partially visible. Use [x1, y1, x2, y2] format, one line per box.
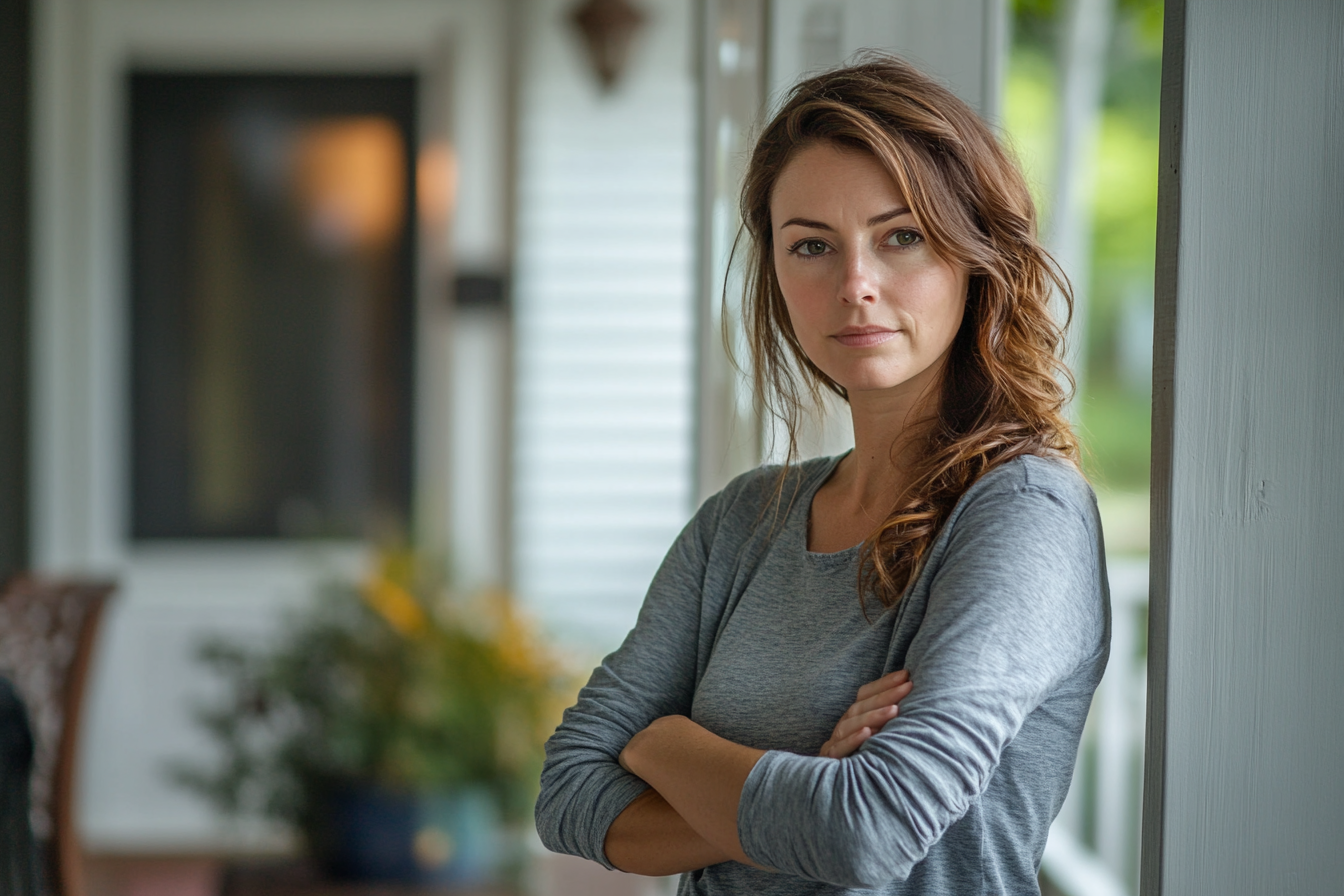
[832, 703, 900, 743]
[852, 671, 904, 703]
[823, 672, 912, 758]
[823, 700, 905, 758]
[841, 680, 909, 720]
[860, 680, 913, 711]
[853, 669, 909, 703]
[843, 680, 913, 720]
[820, 726, 872, 759]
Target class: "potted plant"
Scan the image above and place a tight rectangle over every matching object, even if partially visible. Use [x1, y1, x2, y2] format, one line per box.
[174, 549, 571, 885]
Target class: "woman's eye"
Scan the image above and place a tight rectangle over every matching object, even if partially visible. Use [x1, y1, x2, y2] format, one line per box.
[887, 229, 921, 247]
[793, 239, 830, 257]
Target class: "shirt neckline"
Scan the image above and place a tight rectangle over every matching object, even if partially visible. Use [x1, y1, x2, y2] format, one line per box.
[797, 452, 863, 564]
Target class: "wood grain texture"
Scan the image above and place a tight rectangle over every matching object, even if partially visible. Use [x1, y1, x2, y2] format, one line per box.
[1147, 1, 1344, 893]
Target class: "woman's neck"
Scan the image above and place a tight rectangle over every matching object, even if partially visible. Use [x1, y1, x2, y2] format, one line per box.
[806, 377, 941, 554]
[839, 380, 940, 509]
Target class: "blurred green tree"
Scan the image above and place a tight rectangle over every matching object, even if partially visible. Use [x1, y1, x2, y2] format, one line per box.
[1007, 0, 1163, 505]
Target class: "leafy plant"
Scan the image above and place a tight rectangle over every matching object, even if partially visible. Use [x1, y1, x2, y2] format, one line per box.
[173, 550, 572, 833]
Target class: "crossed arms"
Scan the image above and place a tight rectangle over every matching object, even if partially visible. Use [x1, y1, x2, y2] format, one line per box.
[605, 672, 914, 875]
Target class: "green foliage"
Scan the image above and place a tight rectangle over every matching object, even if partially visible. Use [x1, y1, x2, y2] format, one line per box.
[1012, 0, 1163, 42]
[172, 555, 571, 830]
[1076, 381, 1151, 491]
[1003, 48, 1059, 214]
[1005, 0, 1164, 493]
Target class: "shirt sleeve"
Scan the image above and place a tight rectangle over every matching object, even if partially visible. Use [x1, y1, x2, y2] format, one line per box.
[533, 486, 729, 869]
[736, 470, 1108, 888]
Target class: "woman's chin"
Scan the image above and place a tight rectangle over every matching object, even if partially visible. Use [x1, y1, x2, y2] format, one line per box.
[822, 355, 949, 404]
[828, 369, 918, 398]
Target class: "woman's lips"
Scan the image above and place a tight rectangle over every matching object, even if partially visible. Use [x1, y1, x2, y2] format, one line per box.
[832, 327, 898, 347]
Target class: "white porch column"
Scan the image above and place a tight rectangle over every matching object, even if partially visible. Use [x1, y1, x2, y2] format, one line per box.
[1144, 2, 1344, 893]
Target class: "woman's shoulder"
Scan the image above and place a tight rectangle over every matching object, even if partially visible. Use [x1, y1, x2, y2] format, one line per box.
[694, 455, 841, 537]
[707, 454, 839, 510]
[952, 453, 1099, 537]
[926, 453, 1106, 626]
[968, 452, 1093, 503]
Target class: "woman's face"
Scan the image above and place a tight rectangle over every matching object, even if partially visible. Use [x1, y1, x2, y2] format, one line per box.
[770, 142, 969, 406]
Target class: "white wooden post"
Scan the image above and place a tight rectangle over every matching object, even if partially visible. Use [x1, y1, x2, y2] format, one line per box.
[1144, 2, 1344, 893]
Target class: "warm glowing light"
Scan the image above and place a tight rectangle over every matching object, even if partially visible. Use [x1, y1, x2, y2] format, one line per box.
[292, 117, 405, 251]
[418, 141, 458, 229]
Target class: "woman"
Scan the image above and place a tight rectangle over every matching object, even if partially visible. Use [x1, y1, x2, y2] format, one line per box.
[535, 55, 1108, 895]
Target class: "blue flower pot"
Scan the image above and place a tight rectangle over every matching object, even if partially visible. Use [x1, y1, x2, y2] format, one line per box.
[313, 783, 501, 885]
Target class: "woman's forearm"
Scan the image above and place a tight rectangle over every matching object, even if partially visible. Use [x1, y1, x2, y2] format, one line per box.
[619, 715, 767, 868]
[604, 788, 731, 875]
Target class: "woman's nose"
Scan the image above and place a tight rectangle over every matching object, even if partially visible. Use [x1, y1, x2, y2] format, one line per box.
[838, 249, 879, 304]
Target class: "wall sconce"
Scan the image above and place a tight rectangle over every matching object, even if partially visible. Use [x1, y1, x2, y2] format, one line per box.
[569, 0, 647, 91]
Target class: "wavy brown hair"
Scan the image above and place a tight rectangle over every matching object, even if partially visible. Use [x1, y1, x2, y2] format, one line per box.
[738, 54, 1079, 608]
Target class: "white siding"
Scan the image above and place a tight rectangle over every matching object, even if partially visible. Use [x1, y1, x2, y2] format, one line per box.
[512, 0, 697, 652]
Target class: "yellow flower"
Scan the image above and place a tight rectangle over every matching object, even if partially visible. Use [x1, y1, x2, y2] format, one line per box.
[361, 576, 428, 637]
[489, 591, 558, 682]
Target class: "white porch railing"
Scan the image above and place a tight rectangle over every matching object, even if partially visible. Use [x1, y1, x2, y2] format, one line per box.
[1042, 554, 1149, 896]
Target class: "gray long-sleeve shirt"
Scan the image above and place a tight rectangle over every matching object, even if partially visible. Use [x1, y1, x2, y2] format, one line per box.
[536, 453, 1109, 895]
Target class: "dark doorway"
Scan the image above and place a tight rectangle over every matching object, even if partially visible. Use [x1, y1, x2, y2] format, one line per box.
[129, 74, 416, 540]
[0, 0, 30, 580]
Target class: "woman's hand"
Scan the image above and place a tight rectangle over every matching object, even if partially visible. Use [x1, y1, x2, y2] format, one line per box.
[819, 669, 913, 758]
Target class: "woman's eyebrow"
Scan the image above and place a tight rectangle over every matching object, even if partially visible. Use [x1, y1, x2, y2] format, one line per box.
[778, 207, 913, 231]
[779, 216, 834, 231]
[866, 206, 912, 226]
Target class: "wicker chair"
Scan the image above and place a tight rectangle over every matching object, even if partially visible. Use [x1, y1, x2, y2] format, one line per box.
[0, 578, 114, 896]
